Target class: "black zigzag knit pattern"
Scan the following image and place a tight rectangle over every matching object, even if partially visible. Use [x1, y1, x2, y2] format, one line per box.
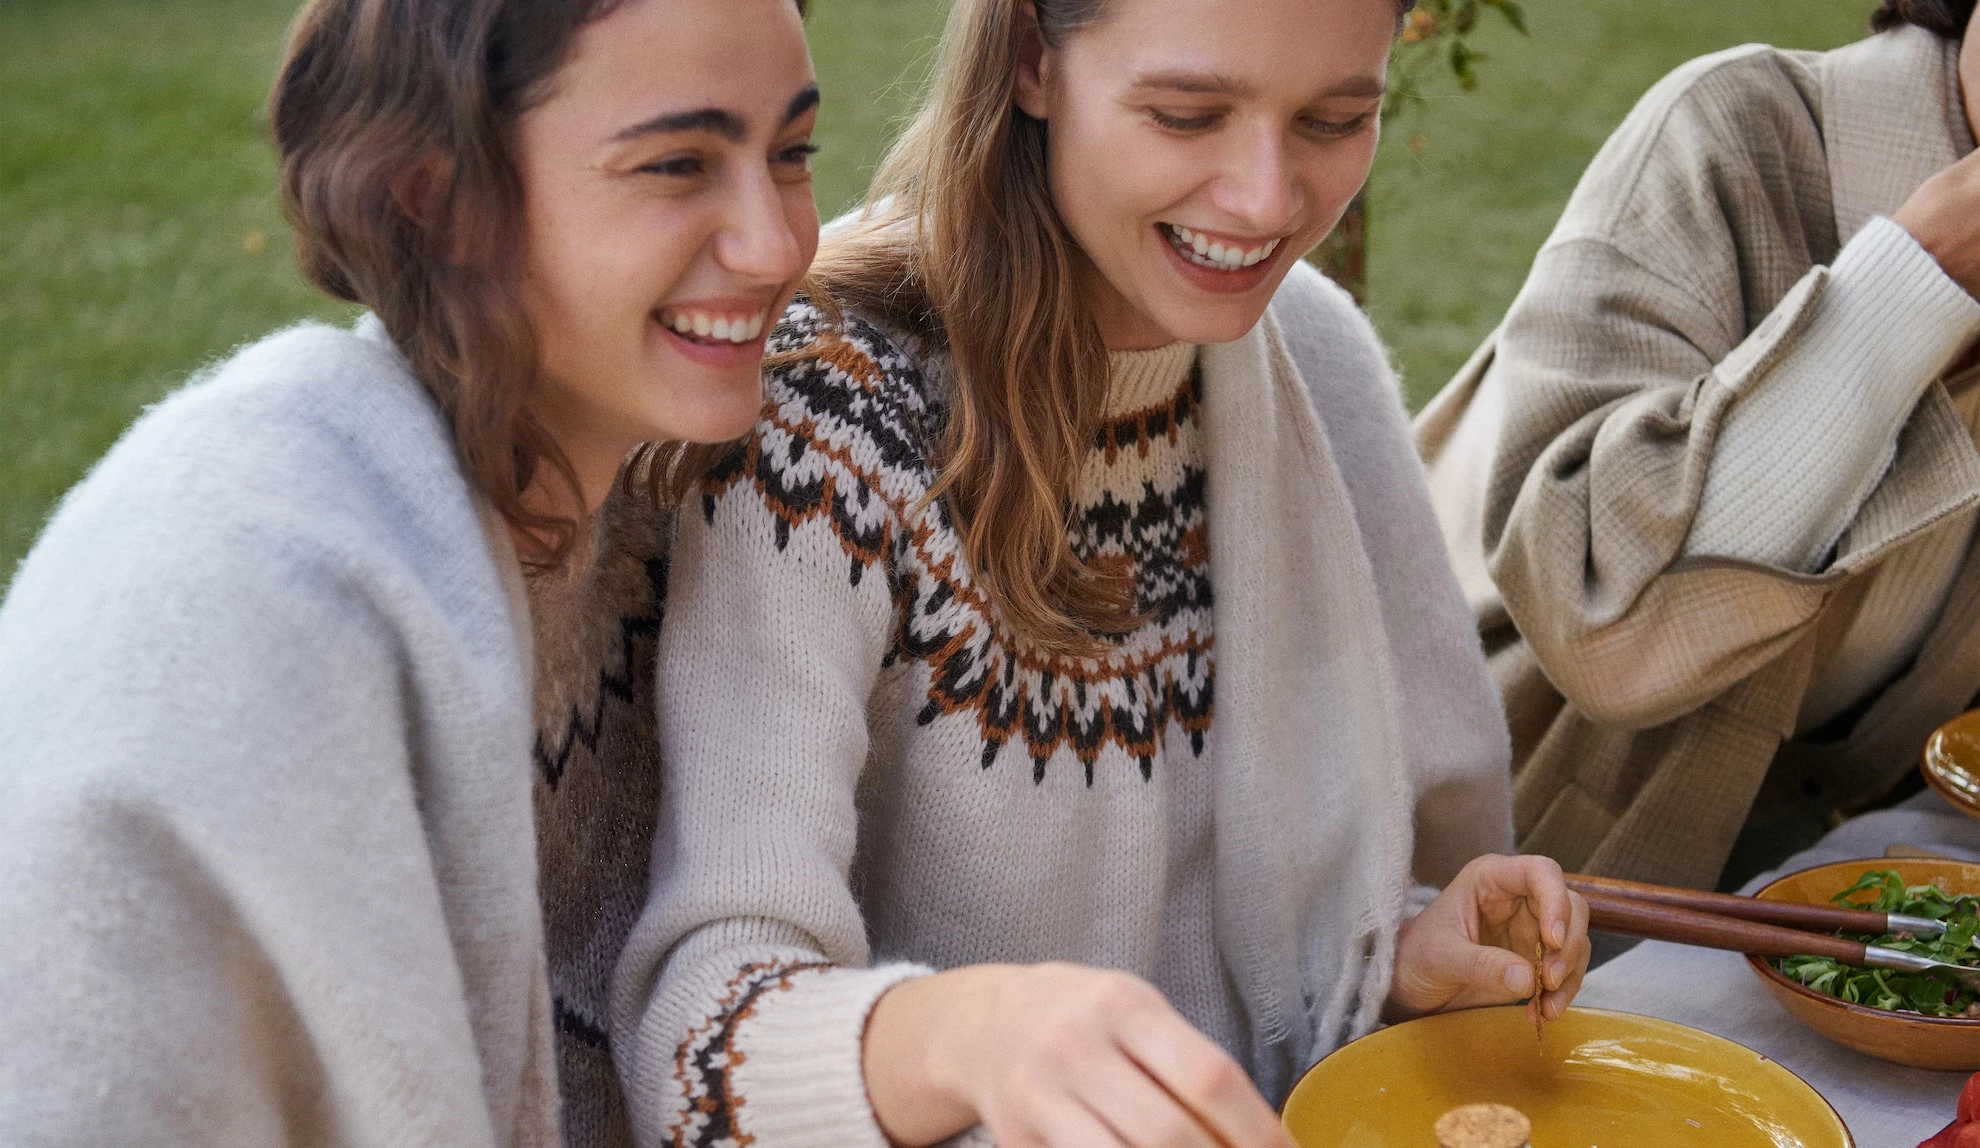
[703, 303, 1213, 785]
[534, 554, 668, 790]
[529, 493, 674, 1148]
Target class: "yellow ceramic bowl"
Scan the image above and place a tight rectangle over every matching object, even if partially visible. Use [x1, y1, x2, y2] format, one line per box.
[1924, 710, 1980, 819]
[1282, 1005, 1850, 1148]
[1745, 857, 1980, 1071]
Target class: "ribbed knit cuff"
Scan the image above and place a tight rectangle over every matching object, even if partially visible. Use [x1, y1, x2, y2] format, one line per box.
[724, 962, 932, 1148]
[1685, 216, 1980, 569]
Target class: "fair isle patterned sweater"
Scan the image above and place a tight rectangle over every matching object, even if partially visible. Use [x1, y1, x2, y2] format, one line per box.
[526, 490, 672, 1148]
[613, 267, 1519, 1148]
[624, 306, 1236, 1148]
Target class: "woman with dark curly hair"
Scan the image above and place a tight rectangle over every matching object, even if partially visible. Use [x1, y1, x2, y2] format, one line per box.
[1419, 0, 1980, 890]
[0, 0, 819, 1143]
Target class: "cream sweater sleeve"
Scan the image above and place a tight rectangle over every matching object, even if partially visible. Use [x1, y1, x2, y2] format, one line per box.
[611, 432, 927, 1148]
[1685, 216, 1980, 568]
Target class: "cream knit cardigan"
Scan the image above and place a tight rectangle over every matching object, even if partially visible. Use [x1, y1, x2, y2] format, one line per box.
[0, 319, 560, 1147]
[612, 262, 1511, 1146]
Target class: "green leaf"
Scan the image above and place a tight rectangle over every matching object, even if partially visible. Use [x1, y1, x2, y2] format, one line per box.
[1448, 39, 1478, 90]
[1782, 870, 1980, 1017]
[1486, 0, 1530, 36]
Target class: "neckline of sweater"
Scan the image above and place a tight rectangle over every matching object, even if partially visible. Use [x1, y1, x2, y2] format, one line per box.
[1104, 342, 1196, 419]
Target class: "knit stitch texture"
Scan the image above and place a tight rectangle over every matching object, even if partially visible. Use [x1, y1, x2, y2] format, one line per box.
[612, 262, 1514, 1148]
[527, 488, 674, 1148]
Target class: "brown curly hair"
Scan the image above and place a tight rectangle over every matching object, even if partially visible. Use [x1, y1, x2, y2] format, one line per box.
[271, 0, 804, 569]
[1871, 0, 1976, 38]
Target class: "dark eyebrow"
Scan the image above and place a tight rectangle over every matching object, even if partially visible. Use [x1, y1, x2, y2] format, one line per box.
[783, 85, 821, 127]
[613, 107, 745, 143]
[610, 84, 821, 145]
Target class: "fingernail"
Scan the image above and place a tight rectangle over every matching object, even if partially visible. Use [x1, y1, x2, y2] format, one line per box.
[1504, 964, 1527, 993]
[1550, 920, 1566, 947]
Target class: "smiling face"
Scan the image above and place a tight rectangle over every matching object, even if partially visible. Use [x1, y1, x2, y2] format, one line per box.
[512, 0, 820, 501]
[1014, 0, 1395, 349]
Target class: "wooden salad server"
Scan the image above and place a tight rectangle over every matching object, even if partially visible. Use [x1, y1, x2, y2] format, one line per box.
[1575, 887, 1980, 992]
[1566, 872, 1947, 938]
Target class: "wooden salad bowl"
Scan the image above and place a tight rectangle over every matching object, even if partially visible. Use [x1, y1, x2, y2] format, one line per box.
[1745, 857, 1980, 1071]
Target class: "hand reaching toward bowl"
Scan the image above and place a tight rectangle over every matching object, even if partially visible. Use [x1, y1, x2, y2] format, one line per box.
[1387, 854, 1592, 1023]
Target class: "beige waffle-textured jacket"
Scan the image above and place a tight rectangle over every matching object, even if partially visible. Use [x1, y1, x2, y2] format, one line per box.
[1417, 26, 1980, 889]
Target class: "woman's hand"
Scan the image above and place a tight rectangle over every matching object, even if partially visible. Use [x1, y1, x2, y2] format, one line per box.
[1386, 854, 1591, 1022]
[863, 962, 1297, 1148]
[1895, 147, 1980, 299]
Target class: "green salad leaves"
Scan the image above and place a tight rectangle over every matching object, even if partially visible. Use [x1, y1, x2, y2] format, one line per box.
[1773, 869, 1980, 1017]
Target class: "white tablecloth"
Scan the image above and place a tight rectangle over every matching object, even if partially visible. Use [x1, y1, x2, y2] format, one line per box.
[1574, 791, 1980, 1148]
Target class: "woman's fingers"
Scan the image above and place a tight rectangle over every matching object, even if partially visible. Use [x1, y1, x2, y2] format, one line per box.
[1389, 854, 1596, 1019]
[1112, 995, 1296, 1148]
[1469, 934, 1539, 1001]
[1471, 853, 1573, 950]
[1074, 1045, 1226, 1148]
[1539, 890, 1592, 1019]
[990, 1086, 1131, 1148]
[952, 965, 1285, 1148]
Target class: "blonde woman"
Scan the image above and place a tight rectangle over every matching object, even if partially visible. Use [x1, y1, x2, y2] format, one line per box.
[614, 0, 1592, 1144]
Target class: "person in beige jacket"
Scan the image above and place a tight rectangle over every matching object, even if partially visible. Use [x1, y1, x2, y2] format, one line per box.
[1418, 0, 1980, 890]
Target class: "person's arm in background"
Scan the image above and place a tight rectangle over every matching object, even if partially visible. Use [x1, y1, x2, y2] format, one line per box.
[1478, 53, 1980, 731]
[1686, 149, 1980, 569]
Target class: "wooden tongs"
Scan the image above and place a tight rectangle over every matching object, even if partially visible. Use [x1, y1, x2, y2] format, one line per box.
[1566, 873, 1980, 990]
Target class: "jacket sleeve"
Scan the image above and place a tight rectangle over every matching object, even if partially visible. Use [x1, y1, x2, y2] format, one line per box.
[611, 368, 930, 1148]
[1464, 57, 1980, 730]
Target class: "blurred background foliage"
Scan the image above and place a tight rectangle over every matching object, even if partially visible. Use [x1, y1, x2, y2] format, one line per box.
[0, 0, 1878, 587]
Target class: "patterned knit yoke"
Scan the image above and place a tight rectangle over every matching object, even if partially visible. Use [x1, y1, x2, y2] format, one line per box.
[701, 306, 1217, 786]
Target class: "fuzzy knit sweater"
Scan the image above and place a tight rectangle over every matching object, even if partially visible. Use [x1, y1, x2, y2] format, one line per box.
[0, 318, 562, 1147]
[612, 262, 1515, 1148]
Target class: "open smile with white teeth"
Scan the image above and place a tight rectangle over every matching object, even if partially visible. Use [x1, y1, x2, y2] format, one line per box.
[1161, 224, 1282, 272]
[657, 308, 769, 345]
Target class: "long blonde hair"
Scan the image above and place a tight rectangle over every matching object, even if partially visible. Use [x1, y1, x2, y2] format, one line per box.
[808, 0, 1133, 659]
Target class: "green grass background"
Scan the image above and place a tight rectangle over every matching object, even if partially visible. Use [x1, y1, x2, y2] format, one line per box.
[0, 0, 1879, 586]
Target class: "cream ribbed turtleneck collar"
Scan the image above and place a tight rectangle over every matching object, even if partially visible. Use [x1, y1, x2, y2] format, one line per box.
[1104, 342, 1196, 418]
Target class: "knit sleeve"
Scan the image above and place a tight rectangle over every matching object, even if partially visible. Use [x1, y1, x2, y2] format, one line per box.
[1465, 53, 1980, 730]
[1684, 216, 1980, 568]
[612, 315, 934, 1148]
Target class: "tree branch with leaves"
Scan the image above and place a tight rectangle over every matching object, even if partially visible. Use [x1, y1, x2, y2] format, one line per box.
[1312, 0, 1529, 301]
